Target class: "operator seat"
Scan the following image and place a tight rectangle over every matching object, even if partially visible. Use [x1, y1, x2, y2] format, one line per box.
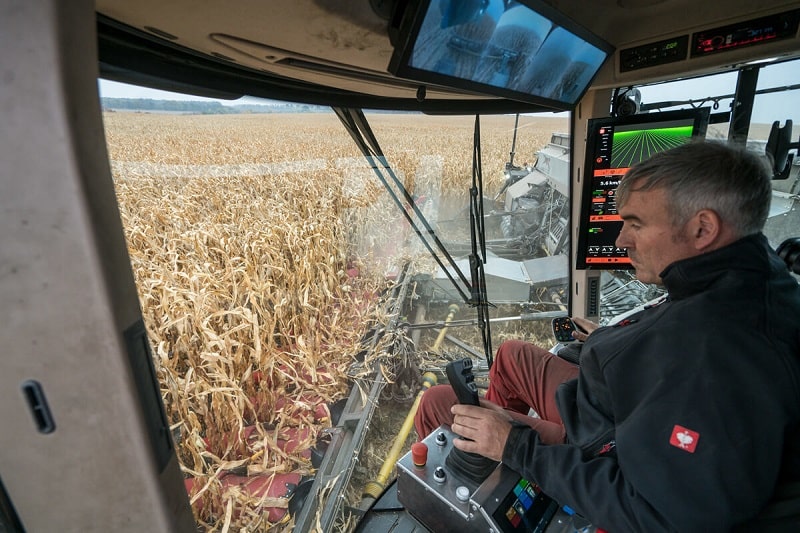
[740, 236, 800, 531]
[777, 237, 800, 275]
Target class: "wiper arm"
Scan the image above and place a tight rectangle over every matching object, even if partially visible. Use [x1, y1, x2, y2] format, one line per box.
[333, 107, 473, 303]
[469, 115, 494, 367]
[333, 107, 495, 366]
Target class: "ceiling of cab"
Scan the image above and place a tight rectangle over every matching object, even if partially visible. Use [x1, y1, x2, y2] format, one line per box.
[95, 0, 800, 111]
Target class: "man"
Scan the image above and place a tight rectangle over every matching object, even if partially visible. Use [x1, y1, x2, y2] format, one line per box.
[414, 141, 800, 531]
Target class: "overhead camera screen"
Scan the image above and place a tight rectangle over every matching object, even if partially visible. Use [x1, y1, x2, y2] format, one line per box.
[390, 0, 612, 108]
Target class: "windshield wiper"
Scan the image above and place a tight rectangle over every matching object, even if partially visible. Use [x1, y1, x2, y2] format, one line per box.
[333, 107, 494, 365]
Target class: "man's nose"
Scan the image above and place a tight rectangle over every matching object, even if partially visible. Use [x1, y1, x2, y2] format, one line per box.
[616, 225, 630, 249]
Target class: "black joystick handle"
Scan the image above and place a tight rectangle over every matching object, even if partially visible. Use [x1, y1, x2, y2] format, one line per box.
[446, 358, 479, 406]
[444, 358, 498, 483]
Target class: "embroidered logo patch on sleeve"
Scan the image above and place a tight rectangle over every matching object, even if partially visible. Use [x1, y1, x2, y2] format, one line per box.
[670, 425, 700, 453]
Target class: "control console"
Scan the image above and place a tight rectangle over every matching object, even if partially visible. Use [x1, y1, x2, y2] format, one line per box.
[397, 426, 575, 532]
[395, 358, 599, 532]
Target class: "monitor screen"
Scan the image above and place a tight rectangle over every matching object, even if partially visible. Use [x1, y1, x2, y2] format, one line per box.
[575, 108, 711, 270]
[491, 477, 559, 531]
[388, 0, 613, 109]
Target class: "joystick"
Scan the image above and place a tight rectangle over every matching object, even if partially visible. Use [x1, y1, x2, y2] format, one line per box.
[444, 358, 498, 483]
[552, 316, 580, 343]
[445, 358, 479, 406]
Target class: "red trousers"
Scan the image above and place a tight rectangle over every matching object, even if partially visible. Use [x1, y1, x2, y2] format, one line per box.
[414, 340, 580, 445]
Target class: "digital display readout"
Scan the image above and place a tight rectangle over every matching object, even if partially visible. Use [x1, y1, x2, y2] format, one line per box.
[691, 9, 800, 57]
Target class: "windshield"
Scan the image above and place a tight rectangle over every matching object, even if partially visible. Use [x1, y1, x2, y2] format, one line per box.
[103, 104, 570, 529]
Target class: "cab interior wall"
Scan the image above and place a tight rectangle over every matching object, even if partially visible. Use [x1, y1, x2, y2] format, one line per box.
[3, 0, 798, 531]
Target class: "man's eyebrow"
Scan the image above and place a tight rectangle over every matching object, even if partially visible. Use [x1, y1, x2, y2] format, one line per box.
[620, 213, 642, 222]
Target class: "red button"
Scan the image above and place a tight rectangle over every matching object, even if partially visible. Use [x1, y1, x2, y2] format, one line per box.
[411, 442, 428, 467]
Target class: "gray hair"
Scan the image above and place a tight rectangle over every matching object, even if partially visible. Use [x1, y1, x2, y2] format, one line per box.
[616, 140, 772, 237]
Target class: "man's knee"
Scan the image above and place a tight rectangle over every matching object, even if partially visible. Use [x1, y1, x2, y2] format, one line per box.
[419, 384, 457, 414]
[493, 339, 538, 372]
[497, 339, 529, 353]
[496, 339, 552, 364]
[415, 384, 457, 439]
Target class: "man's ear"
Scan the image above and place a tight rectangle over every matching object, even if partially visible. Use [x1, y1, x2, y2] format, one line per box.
[692, 209, 722, 250]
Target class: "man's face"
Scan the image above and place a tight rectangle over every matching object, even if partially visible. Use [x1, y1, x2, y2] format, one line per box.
[616, 187, 698, 285]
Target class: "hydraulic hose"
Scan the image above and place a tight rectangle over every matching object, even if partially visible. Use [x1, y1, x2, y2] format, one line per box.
[362, 371, 438, 501]
[432, 304, 460, 353]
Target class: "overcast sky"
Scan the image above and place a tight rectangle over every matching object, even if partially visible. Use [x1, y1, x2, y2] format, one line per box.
[98, 58, 799, 125]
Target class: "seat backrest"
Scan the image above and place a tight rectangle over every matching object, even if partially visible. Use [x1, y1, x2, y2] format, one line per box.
[765, 120, 794, 180]
[777, 237, 800, 275]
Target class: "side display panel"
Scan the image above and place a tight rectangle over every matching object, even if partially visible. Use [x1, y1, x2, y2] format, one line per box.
[576, 108, 710, 269]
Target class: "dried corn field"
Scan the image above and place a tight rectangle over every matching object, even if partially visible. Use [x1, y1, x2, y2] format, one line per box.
[104, 110, 567, 531]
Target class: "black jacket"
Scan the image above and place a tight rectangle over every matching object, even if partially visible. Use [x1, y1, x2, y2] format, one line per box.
[502, 233, 800, 532]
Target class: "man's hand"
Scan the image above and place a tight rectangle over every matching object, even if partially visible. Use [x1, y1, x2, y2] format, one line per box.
[450, 402, 513, 462]
[571, 317, 599, 342]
